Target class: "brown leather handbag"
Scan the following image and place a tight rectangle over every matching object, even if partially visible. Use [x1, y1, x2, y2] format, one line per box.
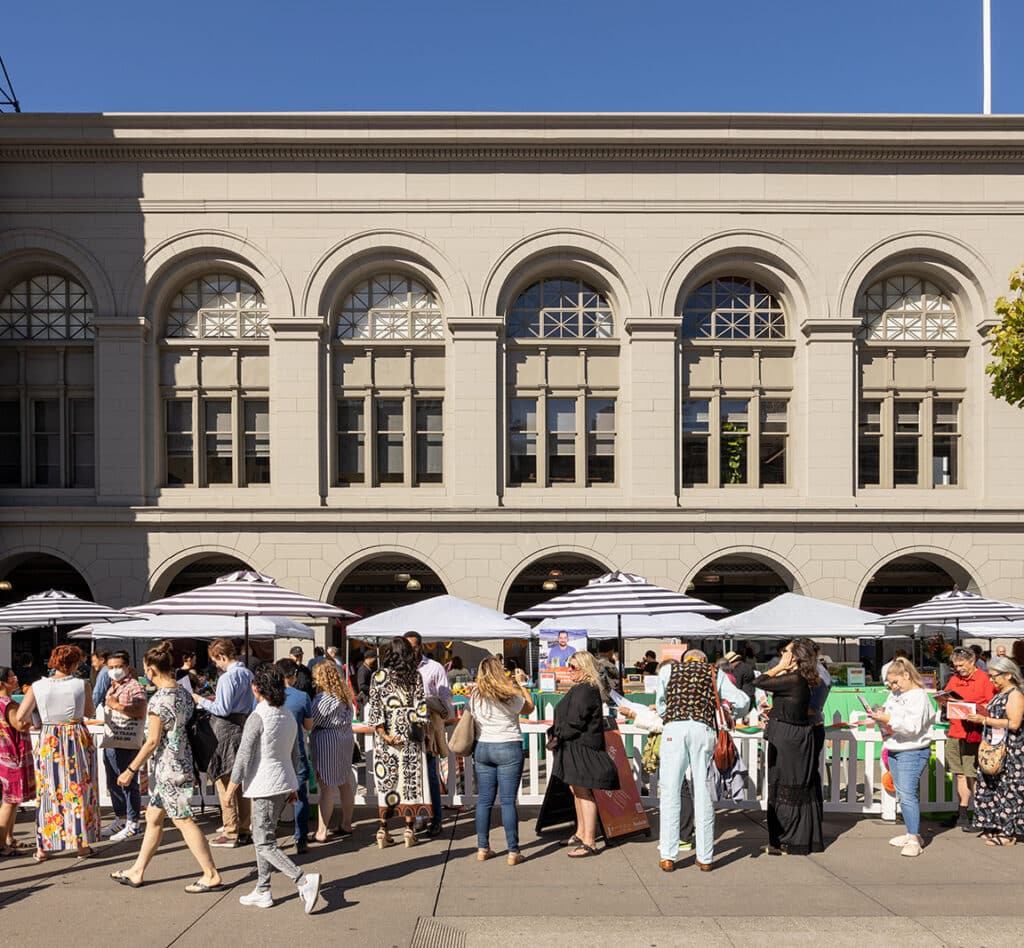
[712, 683, 737, 773]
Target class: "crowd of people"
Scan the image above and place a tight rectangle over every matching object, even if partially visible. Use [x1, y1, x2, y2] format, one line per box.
[1, 633, 1023, 900]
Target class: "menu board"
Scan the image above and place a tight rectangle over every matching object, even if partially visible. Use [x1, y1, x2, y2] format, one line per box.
[594, 728, 650, 840]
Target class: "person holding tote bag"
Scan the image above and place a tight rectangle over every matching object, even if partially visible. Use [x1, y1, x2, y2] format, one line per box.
[470, 657, 534, 865]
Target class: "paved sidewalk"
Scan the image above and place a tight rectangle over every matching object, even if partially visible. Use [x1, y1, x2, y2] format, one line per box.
[1, 805, 1022, 947]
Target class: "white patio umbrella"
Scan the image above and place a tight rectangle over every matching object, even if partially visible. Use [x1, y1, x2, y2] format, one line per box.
[69, 613, 316, 641]
[514, 571, 728, 678]
[346, 594, 531, 641]
[536, 611, 719, 639]
[868, 589, 1024, 641]
[956, 614, 1024, 640]
[130, 570, 354, 657]
[716, 592, 893, 640]
[0, 589, 136, 651]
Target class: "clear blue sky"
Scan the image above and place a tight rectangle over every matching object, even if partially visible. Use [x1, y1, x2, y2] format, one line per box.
[3, 0, 1023, 114]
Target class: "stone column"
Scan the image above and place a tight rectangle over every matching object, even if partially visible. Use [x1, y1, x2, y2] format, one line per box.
[269, 317, 325, 504]
[800, 318, 861, 501]
[446, 317, 502, 507]
[624, 317, 680, 506]
[93, 316, 149, 505]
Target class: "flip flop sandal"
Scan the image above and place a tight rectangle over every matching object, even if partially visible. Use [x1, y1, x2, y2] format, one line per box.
[184, 881, 224, 893]
[110, 870, 144, 888]
[984, 835, 1016, 847]
[567, 843, 599, 858]
[558, 834, 582, 848]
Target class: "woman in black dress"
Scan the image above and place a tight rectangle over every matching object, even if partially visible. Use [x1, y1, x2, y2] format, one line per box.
[758, 638, 824, 855]
[550, 651, 618, 857]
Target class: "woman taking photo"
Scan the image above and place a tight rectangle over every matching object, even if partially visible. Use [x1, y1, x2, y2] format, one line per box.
[866, 657, 936, 857]
[106, 641, 222, 892]
[0, 666, 35, 854]
[470, 656, 534, 865]
[366, 637, 430, 848]
[15, 645, 99, 861]
[967, 655, 1024, 846]
[307, 659, 356, 843]
[758, 638, 824, 855]
[549, 650, 618, 858]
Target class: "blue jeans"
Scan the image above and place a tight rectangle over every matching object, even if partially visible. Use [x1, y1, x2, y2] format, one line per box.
[293, 760, 309, 841]
[659, 721, 716, 864]
[103, 746, 141, 824]
[474, 741, 524, 852]
[889, 746, 931, 836]
[426, 754, 443, 829]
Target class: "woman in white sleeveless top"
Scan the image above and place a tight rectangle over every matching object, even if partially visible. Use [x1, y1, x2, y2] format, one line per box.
[16, 645, 99, 861]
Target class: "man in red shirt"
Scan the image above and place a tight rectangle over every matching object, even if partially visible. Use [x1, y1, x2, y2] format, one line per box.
[939, 647, 995, 830]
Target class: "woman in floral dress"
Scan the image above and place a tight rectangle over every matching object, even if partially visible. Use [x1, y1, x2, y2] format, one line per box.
[968, 656, 1024, 846]
[366, 637, 430, 848]
[107, 642, 221, 892]
[0, 665, 35, 854]
[15, 645, 98, 860]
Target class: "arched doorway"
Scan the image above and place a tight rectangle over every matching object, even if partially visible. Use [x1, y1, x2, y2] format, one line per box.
[859, 555, 966, 614]
[332, 554, 447, 661]
[0, 553, 94, 661]
[502, 554, 607, 672]
[688, 554, 791, 615]
[160, 554, 253, 597]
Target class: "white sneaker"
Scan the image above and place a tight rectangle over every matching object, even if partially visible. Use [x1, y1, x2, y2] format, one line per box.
[888, 834, 911, 847]
[901, 839, 922, 857]
[110, 822, 141, 843]
[101, 818, 126, 838]
[297, 873, 321, 915]
[239, 889, 274, 908]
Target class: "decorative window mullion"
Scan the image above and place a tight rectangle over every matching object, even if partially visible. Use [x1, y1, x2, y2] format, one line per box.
[709, 391, 722, 487]
[750, 392, 762, 488]
[881, 393, 895, 489]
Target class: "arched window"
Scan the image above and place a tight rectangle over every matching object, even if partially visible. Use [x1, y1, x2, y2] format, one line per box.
[678, 277, 790, 489]
[505, 277, 617, 487]
[166, 274, 269, 339]
[680, 277, 786, 340]
[0, 274, 95, 488]
[855, 276, 962, 489]
[159, 272, 270, 488]
[508, 278, 614, 339]
[856, 276, 957, 341]
[331, 273, 445, 487]
[335, 274, 442, 340]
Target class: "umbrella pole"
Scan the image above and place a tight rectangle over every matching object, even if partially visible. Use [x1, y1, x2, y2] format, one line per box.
[244, 614, 250, 665]
[617, 614, 624, 690]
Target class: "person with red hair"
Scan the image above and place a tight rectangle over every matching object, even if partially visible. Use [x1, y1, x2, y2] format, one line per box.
[16, 645, 99, 861]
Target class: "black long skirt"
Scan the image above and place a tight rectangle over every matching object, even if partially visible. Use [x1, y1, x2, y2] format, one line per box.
[765, 719, 824, 854]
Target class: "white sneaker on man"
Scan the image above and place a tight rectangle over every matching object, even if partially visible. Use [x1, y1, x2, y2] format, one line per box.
[101, 818, 126, 838]
[888, 834, 911, 847]
[239, 888, 274, 908]
[109, 822, 141, 842]
[297, 873, 321, 914]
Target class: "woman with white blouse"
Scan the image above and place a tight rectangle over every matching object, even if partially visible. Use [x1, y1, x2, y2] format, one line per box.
[471, 656, 534, 865]
[866, 657, 936, 857]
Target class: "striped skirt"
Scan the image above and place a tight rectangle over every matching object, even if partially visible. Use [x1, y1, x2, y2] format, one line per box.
[310, 725, 354, 787]
[35, 723, 100, 851]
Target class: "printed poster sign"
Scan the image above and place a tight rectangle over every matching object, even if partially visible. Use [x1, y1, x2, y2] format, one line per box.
[539, 629, 588, 671]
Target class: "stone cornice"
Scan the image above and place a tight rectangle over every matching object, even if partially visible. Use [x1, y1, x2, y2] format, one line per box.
[801, 318, 863, 340]
[4, 142, 1024, 163]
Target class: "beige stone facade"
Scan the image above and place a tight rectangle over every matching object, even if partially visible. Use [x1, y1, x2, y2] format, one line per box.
[2, 112, 1024, 646]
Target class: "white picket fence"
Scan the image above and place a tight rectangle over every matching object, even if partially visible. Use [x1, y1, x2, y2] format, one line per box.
[61, 717, 958, 821]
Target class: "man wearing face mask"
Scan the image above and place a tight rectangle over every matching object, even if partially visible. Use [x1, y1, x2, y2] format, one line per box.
[101, 651, 148, 841]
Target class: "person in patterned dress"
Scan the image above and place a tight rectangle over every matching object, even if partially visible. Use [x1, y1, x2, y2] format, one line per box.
[966, 656, 1024, 846]
[0, 665, 35, 854]
[15, 645, 99, 861]
[366, 637, 430, 848]
[107, 642, 222, 892]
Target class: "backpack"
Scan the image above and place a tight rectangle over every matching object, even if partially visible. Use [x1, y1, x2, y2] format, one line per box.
[186, 705, 218, 775]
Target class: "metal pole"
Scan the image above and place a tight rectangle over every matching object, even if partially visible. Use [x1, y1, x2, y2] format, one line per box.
[983, 0, 992, 114]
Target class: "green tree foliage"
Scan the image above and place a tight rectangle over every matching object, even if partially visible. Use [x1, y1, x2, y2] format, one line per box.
[987, 266, 1024, 407]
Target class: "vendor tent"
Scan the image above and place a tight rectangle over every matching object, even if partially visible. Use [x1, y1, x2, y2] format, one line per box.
[346, 595, 531, 641]
[716, 592, 893, 640]
[536, 611, 719, 639]
[69, 613, 315, 641]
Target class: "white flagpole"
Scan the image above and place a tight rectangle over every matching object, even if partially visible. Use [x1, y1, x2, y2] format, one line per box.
[983, 0, 992, 114]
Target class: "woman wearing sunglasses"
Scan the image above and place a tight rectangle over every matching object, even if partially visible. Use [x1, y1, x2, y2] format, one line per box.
[865, 657, 936, 857]
[549, 651, 618, 858]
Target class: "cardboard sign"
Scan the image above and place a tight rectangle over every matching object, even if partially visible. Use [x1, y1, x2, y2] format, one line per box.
[846, 667, 866, 687]
[594, 728, 650, 840]
[920, 673, 937, 690]
[661, 644, 686, 663]
[539, 672, 557, 693]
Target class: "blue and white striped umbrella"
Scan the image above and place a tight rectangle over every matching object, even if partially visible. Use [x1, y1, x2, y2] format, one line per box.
[867, 589, 1024, 629]
[0, 589, 133, 630]
[514, 571, 728, 621]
